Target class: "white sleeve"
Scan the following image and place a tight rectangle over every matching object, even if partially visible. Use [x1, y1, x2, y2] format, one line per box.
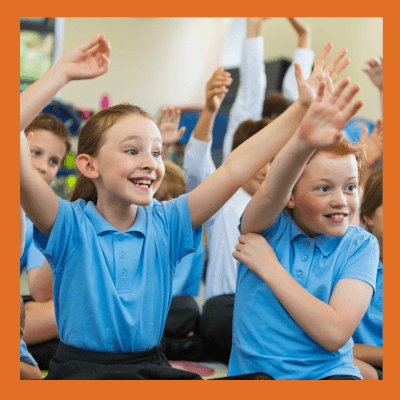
[282, 48, 315, 102]
[183, 136, 216, 192]
[222, 36, 267, 162]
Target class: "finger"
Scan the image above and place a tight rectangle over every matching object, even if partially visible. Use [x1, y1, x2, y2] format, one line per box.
[238, 235, 246, 244]
[328, 76, 351, 105]
[329, 58, 350, 81]
[177, 126, 186, 139]
[314, 42, 333, 70]
[335, 83, 360, 110]
[294, 62, 307, 92]
[373, 119, 383, 135]
[360, 126, 368, 144]
[342, 99, 363, 122]
[173, 108, 182, 124]
[324, 48, 348, 75]
[77, 34, 103, 53]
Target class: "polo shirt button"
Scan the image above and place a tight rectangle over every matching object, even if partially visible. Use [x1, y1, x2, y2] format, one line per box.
[118, 236, 125, 242]
[120, 252, 126, 259]
[297, 272, 303, 278]
[121, 269, 127, 276]
[304, 241, 310, 247]
[302, 256, 308, 262]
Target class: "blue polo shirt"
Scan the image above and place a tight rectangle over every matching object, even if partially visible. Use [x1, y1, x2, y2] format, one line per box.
[20, 339, 37, 366]
[353, 260, 383, 347]
[228, 209, 379, 380]
[172, 242, 205, 298]
[33, 193, 202, 353]
[20, 216, 45, 275]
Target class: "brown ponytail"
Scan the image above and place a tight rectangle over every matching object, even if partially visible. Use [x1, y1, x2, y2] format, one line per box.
[69, 104, 153, 204]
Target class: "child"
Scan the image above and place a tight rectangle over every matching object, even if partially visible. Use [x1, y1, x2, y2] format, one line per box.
[20, 113, 72, 370]
[154, 160, 206, 361]
[21, 35, 337, 379]
[230, 79, 379, 379]
[184, 45, 351, 364]
[353, 167, 383, 380]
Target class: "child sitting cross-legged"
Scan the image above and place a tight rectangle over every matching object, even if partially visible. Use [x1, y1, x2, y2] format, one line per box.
[230, 78, 380, 379]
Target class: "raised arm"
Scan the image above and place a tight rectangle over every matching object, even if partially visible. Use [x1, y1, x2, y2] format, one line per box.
[20, 34, 110, 131]
[183, 67, 232, 190]
[241, 76, 363, 234]
[188, 43, 352, 230]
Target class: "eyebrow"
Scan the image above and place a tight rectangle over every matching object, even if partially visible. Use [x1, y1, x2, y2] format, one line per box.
[317, 177, 358, 182]
[120, 134, 162, 144]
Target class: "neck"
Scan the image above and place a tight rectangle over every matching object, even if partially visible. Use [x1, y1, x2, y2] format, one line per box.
[96, 197, 138, 232]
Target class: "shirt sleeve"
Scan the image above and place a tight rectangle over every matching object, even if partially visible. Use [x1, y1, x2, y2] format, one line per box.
[337, 231, 379, 295]
[20, 218, 45, 274]
[282, 48, 315, 102]
[183, 136, 216, 192]
[33, 197, 83, 274]
[20, 339, 37, 366]
[223, 36, 267, 162]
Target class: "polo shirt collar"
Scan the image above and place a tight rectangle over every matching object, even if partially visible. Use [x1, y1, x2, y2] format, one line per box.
[83, 201, 147, 236]
[289, 212, 341, 257]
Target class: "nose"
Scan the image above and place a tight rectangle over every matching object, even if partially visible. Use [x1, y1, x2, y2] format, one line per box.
[331, 190, 347, 207]
[140, 152, 157, 171]
[34, 158, 48, 175]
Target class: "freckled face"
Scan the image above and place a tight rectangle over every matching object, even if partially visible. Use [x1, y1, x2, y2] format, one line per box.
[94, 114, 165, 206]
[28, 129, 67, 185]
[288, 152, 360, 238]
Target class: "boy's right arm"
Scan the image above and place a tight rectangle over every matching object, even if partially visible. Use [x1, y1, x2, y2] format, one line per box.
[20, 131, 58, 238]
[20, 34, 110, 131]
[241, 77, 363, 234]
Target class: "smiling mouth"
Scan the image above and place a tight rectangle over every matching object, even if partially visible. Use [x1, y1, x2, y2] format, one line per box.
[325, 213, 348, 222]
[129, 178, 153, 190]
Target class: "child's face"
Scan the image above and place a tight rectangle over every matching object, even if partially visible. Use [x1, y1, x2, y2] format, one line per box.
[29, 129, 67, 185]
[364, 205, 383, 261]
[287, 152, 360, 238]
[94, 114, 165, 206]
[242, 162, 270, 197]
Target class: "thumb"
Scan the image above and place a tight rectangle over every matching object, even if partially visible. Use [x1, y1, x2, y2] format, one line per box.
[360, 126, 368, 144]
[178, 126, 186, 139]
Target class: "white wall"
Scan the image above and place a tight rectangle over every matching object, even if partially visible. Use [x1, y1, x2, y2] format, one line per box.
[59, 17, 382, 120]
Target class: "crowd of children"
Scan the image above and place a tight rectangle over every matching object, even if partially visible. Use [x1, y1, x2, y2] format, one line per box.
[20, 18, 383, 380]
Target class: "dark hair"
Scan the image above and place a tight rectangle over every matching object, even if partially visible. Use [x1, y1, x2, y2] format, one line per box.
[70, 104, 153, 204]
[360, 167, 383, 231]
[232, 118, 271, 151]
[262, 92, 292, 120]
[154, 160, 186, 202]
[25, 113, 72, 158]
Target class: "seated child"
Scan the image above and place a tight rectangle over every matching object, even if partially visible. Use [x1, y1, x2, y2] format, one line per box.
[184, 45, 351, 364]
[353, 167, 383, 380]
[229, 78, 379, 379]
[20, 297, 42, 380]
[154, 160, 206, 360]
[20, 112, 72, 370]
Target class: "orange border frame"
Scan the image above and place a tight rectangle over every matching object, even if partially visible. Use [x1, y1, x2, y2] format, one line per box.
[11, 5, 392, 399]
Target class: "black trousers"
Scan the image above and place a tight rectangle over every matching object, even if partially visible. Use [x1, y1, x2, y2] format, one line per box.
[199, 294, 234, 364]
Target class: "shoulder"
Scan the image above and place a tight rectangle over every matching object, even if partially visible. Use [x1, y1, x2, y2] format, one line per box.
[342, 225, 379, 253]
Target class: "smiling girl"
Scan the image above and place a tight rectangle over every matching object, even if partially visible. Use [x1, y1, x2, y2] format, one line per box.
[230, 80, 379, 380]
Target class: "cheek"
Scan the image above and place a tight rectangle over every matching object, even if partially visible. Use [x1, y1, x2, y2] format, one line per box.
[296, 193, 324, 220]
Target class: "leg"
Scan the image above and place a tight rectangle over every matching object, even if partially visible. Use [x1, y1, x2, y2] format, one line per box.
[200, 294, 235, 365]
[353, 357, 379, 380]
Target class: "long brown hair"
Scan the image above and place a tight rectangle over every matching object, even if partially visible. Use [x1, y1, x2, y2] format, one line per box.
[70, 104, 153, 204]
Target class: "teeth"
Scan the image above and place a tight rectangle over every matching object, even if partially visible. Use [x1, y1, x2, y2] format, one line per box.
[330, 214, 345, 219]
[134, 179, 151, 185]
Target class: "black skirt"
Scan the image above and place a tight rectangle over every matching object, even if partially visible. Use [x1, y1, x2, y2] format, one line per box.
[44, 341, 203, 380]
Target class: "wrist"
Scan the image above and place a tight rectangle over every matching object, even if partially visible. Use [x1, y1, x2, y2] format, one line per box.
[246, 21, 262, 38]
[51, 62, 71, 86]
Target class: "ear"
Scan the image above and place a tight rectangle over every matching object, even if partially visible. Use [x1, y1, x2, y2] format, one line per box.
[363, 214, 374, 230]
[75, 154, 100, 179]
[286, 192, 295, 209]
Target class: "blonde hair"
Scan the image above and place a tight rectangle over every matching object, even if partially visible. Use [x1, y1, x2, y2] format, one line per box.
[70, 104, 153, 204]
[153, 160, 186, 201]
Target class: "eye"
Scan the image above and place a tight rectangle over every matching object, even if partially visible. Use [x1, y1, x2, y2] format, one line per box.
[317, 185, 330, 193]
[126, 149, 137, 155]
[346, 184, 357, 192]
[31, 150, 40, 156]
[152, 151, 161, 158]
[50, 158, 60, 166]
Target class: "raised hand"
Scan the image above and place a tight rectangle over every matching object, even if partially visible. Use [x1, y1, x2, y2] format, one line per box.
[286, 18, 312, 49]
[359, 119, 383, 167]
[363, 57, 383, 91]
[56, 34, 111, 83]
[296, 42, 350, 108]
[205, 67, 232, 113]
[156, 107, 186, 147]
[298, 78, 363, 150]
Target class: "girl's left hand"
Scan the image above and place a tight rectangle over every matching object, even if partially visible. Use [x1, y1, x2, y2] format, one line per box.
[56, 34, 111, 82]
[233, 233, 281, 281]
[156, 107, 186, 147]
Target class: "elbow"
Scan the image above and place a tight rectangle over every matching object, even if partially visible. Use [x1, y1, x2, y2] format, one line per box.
[321, 331, 350, 353]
